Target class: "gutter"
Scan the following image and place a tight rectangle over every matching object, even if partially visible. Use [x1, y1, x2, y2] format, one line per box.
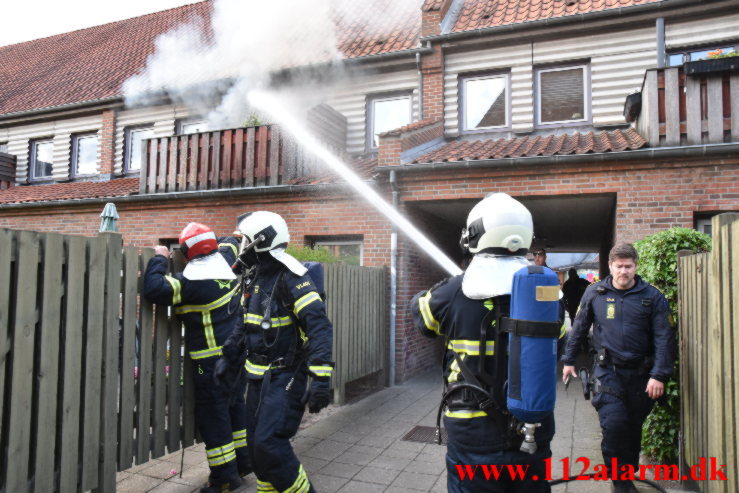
[341, 45, 434, 66]
[0, 182, 350, 211]
[420, 0, 704, 45]
[375, 143, 739, 174]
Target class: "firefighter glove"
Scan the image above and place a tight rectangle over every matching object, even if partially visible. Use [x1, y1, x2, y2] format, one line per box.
[308, 379, 330, 414]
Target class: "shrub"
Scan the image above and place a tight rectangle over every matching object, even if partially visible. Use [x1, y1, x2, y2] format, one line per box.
[634, 227, 711, 464]
[285, 244, 343, 263]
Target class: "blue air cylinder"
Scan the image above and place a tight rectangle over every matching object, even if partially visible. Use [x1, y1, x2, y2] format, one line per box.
[506, 265, 560, 423]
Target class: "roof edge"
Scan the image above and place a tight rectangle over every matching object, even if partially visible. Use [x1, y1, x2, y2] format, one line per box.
[0, 96, 122, 122]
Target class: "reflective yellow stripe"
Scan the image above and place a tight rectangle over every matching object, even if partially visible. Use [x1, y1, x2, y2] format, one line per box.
[309, 365, 333, 378]
[245, 359, 269, 376]
[189, 346, 223, 359]
[559, 323, 567, 339]
[174, 285, 239, 314]
[445, 409, 488, 418]
[206, 442, 235, 458]
[447, 339, 495, 356]
[257, 479, 279, 492]
[293, 292, 321, 315]
[284, 465, 309, 493]
[219, 242, 238, 257]
[208, 450, 236, 466]
[448, 354, 462, 383]
[233, 429, 247, 448]
[206, 442, 236, 466]
[419, 291, 440, 335]
[202, 311, 217, 349]
[165, 276, 181, 305]
[244, 313, 292, 327]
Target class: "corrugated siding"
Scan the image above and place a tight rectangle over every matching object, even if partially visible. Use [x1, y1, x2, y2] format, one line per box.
[328, 68, 419, 155]
[444, 27, 655, 135]
[114, 104, 190, 174]
[3, 115, 102, 184]
[666, 13, 739, 48]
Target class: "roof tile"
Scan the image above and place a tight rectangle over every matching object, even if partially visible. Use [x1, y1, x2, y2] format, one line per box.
[0, 178, 139, 205]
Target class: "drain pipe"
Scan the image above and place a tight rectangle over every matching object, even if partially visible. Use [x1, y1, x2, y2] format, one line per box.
[388, 170, 399, 387]
[416, 51, 424, 120]
[656, 17, 666, 68]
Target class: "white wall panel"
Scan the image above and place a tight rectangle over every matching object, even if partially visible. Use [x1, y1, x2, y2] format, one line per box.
[666, 14, 739, 48]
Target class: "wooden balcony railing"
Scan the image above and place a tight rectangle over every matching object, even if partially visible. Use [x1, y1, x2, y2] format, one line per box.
[637, 66, 739, 146]
[139, 104, 347, 195]
[0, 152, 16, 190]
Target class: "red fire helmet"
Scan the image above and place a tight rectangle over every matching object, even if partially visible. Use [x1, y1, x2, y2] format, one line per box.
[179, 222, 218, 260]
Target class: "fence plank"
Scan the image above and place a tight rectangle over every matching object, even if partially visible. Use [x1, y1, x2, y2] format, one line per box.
[199, 133, 210, 189]
[157, 138, 168, 193]
[686, 77, 702, 145]
[0, 229, 13, 444]
[707, 78, 724, 144]
[167, 137, 178, 193]
[244, 127, 255, 188]
[81, 236, 106, 490]
[269, 126, 280, 186]
[167, 317, 183, 453]
[645, 70, 659, 146]
[731, 75, 739, 143]
[182, 333, 196, 446]
[732, 220, 739, 488]
[119, 247, 139, 469]
[256, 126, 268, 186]
[188, 134, 199, 191]
[664, 68, 680, 146]
[233, 128, 244, 186]
[5, 231, 39, 493]
[211, 131, 222, 189]
[152, 302, 169, 458]
[137, 250, 155, 463]
[33, 233, 64, 493]
[222, 130, 233, 188]
[58, 236, 86, 492]
[147, 139, 158, 194]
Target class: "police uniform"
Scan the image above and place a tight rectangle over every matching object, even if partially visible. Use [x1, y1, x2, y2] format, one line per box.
[411, 275, 554, 493]
[222, 258, 333, 493]
[562, 275, 674, 481]
[143, 237, 249, 486]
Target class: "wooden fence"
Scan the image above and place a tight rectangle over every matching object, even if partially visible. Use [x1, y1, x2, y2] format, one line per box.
[0, 228, 386, 492]
[678, 213, 739, 493]
[325, 264, 386, 405]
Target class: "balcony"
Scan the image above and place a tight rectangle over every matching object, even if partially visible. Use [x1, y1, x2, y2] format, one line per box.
[635, 66, 739, 146]
[139, 104, 347, 195]
[0, 152, 15, 190]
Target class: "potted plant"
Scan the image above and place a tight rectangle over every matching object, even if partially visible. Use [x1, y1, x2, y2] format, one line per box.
[684, 49, 739, 76]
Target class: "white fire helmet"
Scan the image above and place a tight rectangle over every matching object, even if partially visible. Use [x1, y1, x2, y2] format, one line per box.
[236, 211, 307, 275]
[461, 193, 534, 299]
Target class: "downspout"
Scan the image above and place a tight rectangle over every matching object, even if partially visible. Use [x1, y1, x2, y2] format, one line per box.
[656, 17, 666, 68]
[416, 52, 424, 120]
[388, 170, 399, 387]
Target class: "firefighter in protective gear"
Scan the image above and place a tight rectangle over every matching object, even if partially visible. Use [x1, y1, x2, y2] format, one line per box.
[411, 193, 554, 493]
[143, 223, 249, 493]
[218, 211, 334, 493]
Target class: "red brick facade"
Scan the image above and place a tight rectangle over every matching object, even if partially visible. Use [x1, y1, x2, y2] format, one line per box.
[99, 109, 116, 175]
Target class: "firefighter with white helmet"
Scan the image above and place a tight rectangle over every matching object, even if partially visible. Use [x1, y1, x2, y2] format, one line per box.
[410, 193, 555, 492]
[217, 211, 333, 493]
[143, 223, 249, 493]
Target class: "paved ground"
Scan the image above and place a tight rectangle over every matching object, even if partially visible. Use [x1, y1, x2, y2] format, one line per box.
[116, 366, 695, 493]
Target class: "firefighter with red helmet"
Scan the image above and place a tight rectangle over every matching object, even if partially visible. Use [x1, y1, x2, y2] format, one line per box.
[143, 222, 249, 493]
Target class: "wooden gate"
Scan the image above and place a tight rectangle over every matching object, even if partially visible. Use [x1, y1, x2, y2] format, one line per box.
[678, 213, 739, 492]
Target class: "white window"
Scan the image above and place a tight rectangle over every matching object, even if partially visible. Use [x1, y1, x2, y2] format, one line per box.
[461, 73, 509, 131]
[536, 64, 589, 125]
[30, 139, 54, 180]
[368, 94, 411, 149]
[72, 133, 99, 176]
[314, 239, 363, 266]
[124, 126, 155, 172]
[177, 119, 209, 135]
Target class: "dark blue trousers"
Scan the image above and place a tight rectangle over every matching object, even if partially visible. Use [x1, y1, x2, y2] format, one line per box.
[592, 366, 655, 478]
[246, 368, 315, 493]
[193, 357, 249, 484]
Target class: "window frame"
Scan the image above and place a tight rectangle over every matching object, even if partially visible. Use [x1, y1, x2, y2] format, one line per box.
[667, 42, 739, 67]
[176, 118, 209, 135]
[310, 236, 364, 266]
[458, 71, 511, 133]
[71, 132, 99, 178]
[29, 138, 54, 182]
[124, 124, 155, 174]
[366, 92, 413, 151]
[535, 63, 591, 127]
[0, 142, 8, 154]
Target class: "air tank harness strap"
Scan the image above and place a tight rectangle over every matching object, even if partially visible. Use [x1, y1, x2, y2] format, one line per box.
[499, 318, 562, 338]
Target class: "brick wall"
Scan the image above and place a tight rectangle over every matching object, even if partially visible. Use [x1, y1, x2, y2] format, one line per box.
[100, 109, 116, 175]
[420, 44, 445, 121]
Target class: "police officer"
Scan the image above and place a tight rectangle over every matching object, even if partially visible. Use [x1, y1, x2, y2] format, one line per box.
[562, 243, 675, 493]
[143, 223, 249, 493]
[411, 193, 554, 493]
[218, 211, 333, 493]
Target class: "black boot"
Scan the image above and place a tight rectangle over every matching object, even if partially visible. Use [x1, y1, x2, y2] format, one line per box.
[612, 479, 638, 493]
[200, 476, 244, 493]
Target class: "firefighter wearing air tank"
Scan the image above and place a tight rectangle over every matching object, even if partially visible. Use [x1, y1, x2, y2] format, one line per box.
[143, 223, 250, 493]
[217, 211, 334, 493]
[411, 193, 558, 493]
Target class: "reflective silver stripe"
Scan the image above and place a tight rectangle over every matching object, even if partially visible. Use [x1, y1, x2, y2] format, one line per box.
[257, 479, 278, 492]
[206, 441, 236, 466]
[419, 291, 440, 334]
[185, 231, 216, 248]
[189, 346, 223, 359]
[165, 276, 181, 305]
[309, 365, 333, 378]
[447, 339, 495, 356]
[284, 465, 310, 493]
[294, 292, 321, 315]
[233, 429, 247, 448]
[244, 313, 292, 327]
[208, 450, 236, 466]
[245, 360, 269, 376]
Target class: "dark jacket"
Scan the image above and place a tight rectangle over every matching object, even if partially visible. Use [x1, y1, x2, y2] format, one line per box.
[562, 275, 675, 382]
[143, 237, 241, 360]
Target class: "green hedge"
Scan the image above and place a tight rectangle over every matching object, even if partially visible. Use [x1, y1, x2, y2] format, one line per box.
[634, 227, 711, 464]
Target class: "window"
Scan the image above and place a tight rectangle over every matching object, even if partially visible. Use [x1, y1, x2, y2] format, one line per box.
[177, 119, 209, 135]
[667, 45, 738, 66]
[536, 64, 589, 125]
[695, 218, 712, 236]
[460, 73, 509, 131]
[0, 142, 7, 153]
[368, 94, 411, 149]
[124, 126, 155, 172]
[72, 133, 99, 176]
[310, 237, 363, 265]
[30, 139, 53, 180]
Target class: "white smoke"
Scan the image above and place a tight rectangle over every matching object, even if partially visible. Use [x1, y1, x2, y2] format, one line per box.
[123, 0, 424, 129]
